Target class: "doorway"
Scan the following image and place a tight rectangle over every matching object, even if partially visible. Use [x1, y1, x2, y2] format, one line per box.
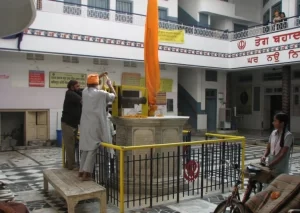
[0, 112, 25, 148]
[0, 110, 49, 149]
[206, 89, 217, 132]
[270, 95, 282, 131]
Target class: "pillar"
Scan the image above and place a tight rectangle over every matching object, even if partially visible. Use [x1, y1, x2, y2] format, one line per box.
[281, 0, 297, 17]
[282, 65, 291, 127]
[226, 72, 232, 109]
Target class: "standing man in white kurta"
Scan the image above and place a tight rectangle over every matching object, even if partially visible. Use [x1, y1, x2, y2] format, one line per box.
[79, 74, 116, 181]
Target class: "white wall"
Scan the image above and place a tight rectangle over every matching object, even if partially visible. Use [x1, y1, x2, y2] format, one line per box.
[178, 0, 200, 21]
[0, 51, 178, 140]
[199, 0, 236, 19]
[210, 16, 234, 31]
[281, 0, 297, 17]
[233, 0, 262, 24]
[178, 68, 200, 101]
[178, 68, 227, 130]
[179, 0, 261, 24]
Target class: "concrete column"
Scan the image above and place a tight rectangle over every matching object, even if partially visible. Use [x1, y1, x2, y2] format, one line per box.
[281, 0, 297, 17]
[226, 72, 232, 109]
[282, 65, 291, 127]
[110, 0, 116, 10]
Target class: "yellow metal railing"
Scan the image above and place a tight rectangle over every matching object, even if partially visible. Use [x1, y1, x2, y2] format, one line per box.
[61, 132, 245, 213]
[101, 133, 245, 213]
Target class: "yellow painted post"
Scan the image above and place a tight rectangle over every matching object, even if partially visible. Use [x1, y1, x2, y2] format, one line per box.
[119, 149, 125, 213]
[241, 137, 246, 189]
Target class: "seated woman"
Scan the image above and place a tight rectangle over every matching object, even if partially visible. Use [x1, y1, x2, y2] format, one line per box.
[261, 112, 294, 177]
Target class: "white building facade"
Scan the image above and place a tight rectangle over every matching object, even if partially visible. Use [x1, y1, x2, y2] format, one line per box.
[0, 0, 300, 145]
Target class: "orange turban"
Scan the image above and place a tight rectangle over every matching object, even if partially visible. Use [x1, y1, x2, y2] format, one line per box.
[87, 74, 99, 85]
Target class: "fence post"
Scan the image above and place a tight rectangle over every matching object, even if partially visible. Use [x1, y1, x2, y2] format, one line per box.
[176, 146, 180, 203]
[200, 144, 204, 198]
[221, 140, 225, 194]
[241, 137, 246, 189]
[119, 149, 125, 213]
[150, 148, 153, 207]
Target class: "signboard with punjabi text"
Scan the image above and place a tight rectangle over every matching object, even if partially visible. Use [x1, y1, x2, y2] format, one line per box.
[49, 72, 86, 88]
[230, 28, 300, 68]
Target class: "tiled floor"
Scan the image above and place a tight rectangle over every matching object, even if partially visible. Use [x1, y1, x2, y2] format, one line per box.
[0, 145, 300, 213]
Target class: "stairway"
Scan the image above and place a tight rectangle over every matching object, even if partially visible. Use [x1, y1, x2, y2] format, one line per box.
[178, 84, 198, 131]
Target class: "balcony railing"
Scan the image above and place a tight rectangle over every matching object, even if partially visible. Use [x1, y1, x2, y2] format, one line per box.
[41, 0, 229, 40]
[233, 18, 300, 40]
[41, 0, 300, 41]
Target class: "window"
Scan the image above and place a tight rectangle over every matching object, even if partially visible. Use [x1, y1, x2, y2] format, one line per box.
[116, 0, 133, 23]
[64, 0, 81, 16]
[62, 56, 79, 63]
[87, 0, 109, 19]
[271, 2, 282, 18]
[205, 70, 218, 82]
[160, 64, 167, 70]
[158, 8, 168, 21]
[124, 61, 137, 68]
[239, 75, 253, 82]
[64, 0, 81, 4]
[265, 88, 273, 93]
[293, 86, 300, 116]
[116, 0, 132, 13]
[263, 10, 270, 24]
[26, 54, 44, 60]
[263, 0, 269, 7]
[294, 71, 300, 79]
[88, 0, 108, 9]
[263, 72, 282, 81]
[93, 58, 108, 65]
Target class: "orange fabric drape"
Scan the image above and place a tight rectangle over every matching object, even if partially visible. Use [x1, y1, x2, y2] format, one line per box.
[144, 0, 160, 107]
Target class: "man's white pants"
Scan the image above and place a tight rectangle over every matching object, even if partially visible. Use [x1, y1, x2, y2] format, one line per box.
[80, 149, 97, 173]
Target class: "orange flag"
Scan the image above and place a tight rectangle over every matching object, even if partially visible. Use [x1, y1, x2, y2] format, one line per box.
[144, 0, 160, 108]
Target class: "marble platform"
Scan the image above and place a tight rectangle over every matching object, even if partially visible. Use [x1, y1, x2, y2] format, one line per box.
[111, 116, 189, 195]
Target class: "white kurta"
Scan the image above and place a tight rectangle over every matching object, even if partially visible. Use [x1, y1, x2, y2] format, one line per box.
[107, 112, 116, 157]
[79, 87, 115, 151]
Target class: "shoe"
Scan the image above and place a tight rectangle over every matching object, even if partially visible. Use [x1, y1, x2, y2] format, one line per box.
[78, 172, 83, 178]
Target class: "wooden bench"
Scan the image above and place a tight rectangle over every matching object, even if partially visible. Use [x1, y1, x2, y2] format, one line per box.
[43, 168, 106, 213]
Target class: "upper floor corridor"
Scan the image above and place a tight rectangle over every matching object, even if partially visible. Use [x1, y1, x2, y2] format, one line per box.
[1, 0, 300, 70]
